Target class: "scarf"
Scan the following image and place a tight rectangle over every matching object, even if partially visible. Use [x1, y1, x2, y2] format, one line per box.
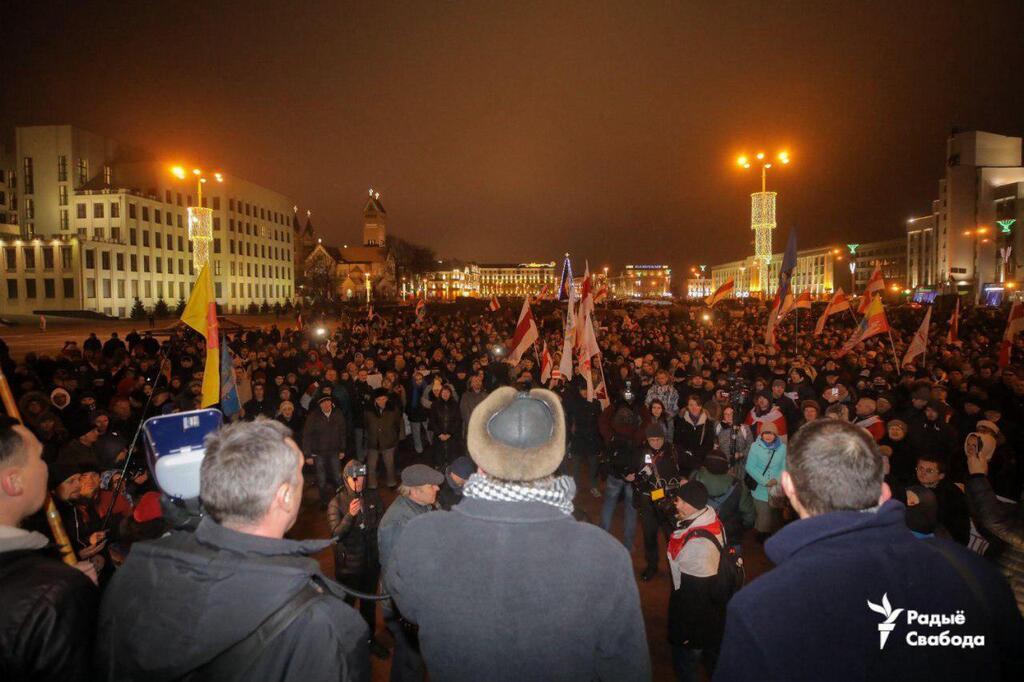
[463, 472, 576, 516]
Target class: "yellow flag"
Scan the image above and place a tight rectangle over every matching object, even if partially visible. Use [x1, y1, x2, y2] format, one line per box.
[181, 265, 220, 407]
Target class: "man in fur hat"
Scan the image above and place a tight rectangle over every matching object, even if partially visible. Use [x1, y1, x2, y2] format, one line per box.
[386, 387, 650, 681]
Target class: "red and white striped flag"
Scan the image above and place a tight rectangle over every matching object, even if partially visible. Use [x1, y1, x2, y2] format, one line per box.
[622, 313, 639, 331]
[814, 288, 850, 336]
[902, 306, 932, 368]
[705, 278, 734, 307]
[488, 296, 501, 312]
[540, 342, 553, 383]
[508, 298, 540, 364]
[857, 264, 885, 314]
[575, 264, 594, 341]
[536, 283, 553, 301]
[593, 284, 608, 303]
[998, 302, 1024, 367]
[947, 298, 960, 345]
[558, 283, 576, 379]
[415, 298, 426, 322]
[794, 290, 812, 310]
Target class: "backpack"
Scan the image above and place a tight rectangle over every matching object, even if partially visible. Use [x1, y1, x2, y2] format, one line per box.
[689, 528, 745, 600]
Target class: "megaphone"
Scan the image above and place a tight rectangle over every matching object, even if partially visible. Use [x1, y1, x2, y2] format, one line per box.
[143, 408, 223, 500]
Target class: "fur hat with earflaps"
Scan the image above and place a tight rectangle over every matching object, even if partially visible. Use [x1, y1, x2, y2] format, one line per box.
[467, 386, 565, 482]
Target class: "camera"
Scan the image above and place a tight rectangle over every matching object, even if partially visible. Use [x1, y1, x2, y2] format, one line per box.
[348, 462, 368, 479]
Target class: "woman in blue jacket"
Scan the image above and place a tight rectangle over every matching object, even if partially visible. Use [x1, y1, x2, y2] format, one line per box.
[744, 420, 786, 541]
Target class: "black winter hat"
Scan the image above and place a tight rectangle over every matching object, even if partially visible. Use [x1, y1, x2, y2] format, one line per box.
[674, 480, 709, 509]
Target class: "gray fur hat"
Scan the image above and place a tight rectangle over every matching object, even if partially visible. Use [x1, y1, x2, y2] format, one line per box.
[467, 386, 565, 482]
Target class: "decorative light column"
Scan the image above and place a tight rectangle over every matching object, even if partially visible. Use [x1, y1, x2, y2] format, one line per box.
[738, 151, 790, 297]
[847, 243, 860, 293]
[172, 166, 223, 272]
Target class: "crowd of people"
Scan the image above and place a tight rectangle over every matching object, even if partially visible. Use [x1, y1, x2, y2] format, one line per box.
[1, 294, 1024, 681]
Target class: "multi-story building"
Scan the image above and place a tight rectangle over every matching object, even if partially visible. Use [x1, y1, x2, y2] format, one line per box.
[907, 130, 1024, 300]
[849, 238, 906, 295]
[478, 262, 556, 298]
[710, 246, 838, 300]
[418, 261, 481, 300]
[0, 124, 296, 317]
[686, 276, 712, 300]
[609, 264, 672, 299]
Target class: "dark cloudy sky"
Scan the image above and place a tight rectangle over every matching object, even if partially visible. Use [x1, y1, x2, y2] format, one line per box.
[3, 1, 1024, 271]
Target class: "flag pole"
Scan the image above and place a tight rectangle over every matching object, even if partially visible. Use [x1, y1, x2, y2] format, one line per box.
[887, 329, 902, 373]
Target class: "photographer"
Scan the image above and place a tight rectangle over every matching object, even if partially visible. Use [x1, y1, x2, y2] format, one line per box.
[96, 419, 369, 681]
[634, 422, 684, 582]
[328, 460, 388, 659]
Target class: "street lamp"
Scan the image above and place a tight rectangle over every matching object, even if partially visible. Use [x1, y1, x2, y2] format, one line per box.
[738, 150, 790, 296]
[171, 165, 224, 272]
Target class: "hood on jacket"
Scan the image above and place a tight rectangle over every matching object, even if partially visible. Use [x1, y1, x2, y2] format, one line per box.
[0, 526, 51, 553]
[99, 517, 334, 679]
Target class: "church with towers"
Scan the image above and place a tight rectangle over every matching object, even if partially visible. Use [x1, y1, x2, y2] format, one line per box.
[295, 189, 397, 302]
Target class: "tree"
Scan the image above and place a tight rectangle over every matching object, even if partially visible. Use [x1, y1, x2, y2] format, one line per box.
[174, 297, 186, 316]
[386, 235, 437, 274]
[298, 251, 341, 304]
[129, 297, 146, 320]
[153, 298, 170, 318]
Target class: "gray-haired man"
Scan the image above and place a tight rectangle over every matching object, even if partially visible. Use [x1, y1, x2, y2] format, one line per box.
[96, 418, 369, 681]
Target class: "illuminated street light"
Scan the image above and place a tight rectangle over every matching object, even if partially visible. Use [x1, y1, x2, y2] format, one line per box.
[738, 149, 791, 295]
[171, 165, 225, 271]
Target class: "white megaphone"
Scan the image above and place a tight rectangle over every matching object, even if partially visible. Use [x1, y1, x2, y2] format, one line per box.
[143, 409, 223, 500]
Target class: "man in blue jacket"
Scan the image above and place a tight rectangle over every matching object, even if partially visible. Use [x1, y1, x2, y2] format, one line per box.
[715, 419, 1024, 681]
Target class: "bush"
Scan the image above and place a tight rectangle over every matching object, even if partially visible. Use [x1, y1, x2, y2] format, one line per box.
[260, 300, 270, 314]
[174, 297, 186, 316]
[247, 301, 260, 315]
[129, 297, 146, 320]
[153, 298, 170, 318]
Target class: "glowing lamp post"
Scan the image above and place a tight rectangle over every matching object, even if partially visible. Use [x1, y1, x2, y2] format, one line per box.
[738, 150, 790, 296]
[172, 166, 223, 272]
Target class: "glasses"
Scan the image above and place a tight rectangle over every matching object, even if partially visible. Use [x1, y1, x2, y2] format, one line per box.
[916, 465, 940, 475]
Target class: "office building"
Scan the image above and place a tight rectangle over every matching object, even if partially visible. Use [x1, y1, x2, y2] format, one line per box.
[478, 262, 557, 297]
[710, 246, 838, 300]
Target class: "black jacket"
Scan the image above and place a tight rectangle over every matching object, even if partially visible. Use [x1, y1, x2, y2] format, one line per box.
[0, 533, 97, 682]
[328, 485, 384, 576]
[96, 517, 369, 681]
[967, 474, 1024, 615]
[302, 406, 347, 457]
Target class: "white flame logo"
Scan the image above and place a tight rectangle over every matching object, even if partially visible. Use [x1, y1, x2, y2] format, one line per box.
[867, 593, 904, 649]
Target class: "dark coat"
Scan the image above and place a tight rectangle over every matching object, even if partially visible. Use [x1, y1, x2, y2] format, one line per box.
[328, 485, 384, 576]
[0, 535, 97, 682]
[387, 496, 651, 681]
[95, 517, 369, 681]
[966, 474, 1024, 615]
[363, 403, 401, 451]
[428, 396, 462, 463]
[714, 500, 1024, 681]
[674, 410, 716, 462]
[302, 406, 347, 457]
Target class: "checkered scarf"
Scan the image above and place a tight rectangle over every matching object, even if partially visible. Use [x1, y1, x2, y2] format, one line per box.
[463, 472, 576, 516]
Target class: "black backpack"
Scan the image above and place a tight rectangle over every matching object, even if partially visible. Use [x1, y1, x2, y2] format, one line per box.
[689, 528, 745, 600]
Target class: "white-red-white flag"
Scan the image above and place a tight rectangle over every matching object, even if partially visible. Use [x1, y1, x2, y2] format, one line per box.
[814, 288, 851, 336]
[507, 298, 540, 364]
[794, 291, 812, 310]
[558, 283, 576, 379]
[488, 296, 501, 312]
[540, 342, 553, 383]
[705, 278, 734, 307]
[857, 265, 885, 314]
[947, 298, 960, 345]
[999, 302, 1024, 368]
[902, 306, 932, 368]
[593, 284, 608, 303]
[575, 264, 594, 343]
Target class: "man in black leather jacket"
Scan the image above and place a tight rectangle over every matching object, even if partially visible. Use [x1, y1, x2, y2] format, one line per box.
[1, 416, 98, 681]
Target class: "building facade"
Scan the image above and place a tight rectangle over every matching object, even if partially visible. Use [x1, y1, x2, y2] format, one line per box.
[0, 124, 296, 317]
[850, 238, 907, 295]
[417, 261, 481, 300]
[710, 246, 838, 300]
[609, 264, 672, 299]
[478, 262, 556, 297]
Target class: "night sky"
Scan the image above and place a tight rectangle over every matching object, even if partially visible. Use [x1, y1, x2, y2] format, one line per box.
[3, 1, 1024, 271]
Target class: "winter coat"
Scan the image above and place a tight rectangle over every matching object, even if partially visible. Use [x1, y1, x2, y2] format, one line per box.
[744, 437, 786, 502]
[438, 470, 465, 511]
[386, 496, 651, 682]
[95, 517, 369, 681]
[645, 383, 680, 417]
[378, 495, 434, 574]
[406, 380, 429, 422]
[429, 396, 462, 463]
[0, 527, 97, 682]
[564, 392, 604, 456]
[667, 507, 727, 649]
[715, 501, 1024, 682]
[363, 403, 401, 451]
[598, 402, 651, 446]
[674, 409, 715, 463]
[716, 422, 754, 466]
[301, 406, 347, 457]
[694, 468, 755, 543]
[328, 484, 384, 576]
[966, 474, 1024, 615]
[459, 389, 489, 438]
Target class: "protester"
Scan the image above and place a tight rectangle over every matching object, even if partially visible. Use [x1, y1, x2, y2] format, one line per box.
[715, 419, 1024, 681]
[387, 387, 651, 681]
[744, 421, 787, 540]
[364, 387, 401, 489]
[95, 418, 369, 680]
[302, 394, 347, 509]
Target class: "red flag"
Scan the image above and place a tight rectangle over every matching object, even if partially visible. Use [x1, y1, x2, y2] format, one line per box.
[540, 342, 553, 383]
[857, 265, 885, 314]
[415, 298, 426, 321]
[705, 278, 734, 307]
[508, 298, 540, 364]
[593, 284, 608, 303]
[794, 291, 812, 310]
[999, 302, 1024, 367]
[575, 265, 594, 341]
[947, 298, 960, 345]
[488, 296, 501, 312]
